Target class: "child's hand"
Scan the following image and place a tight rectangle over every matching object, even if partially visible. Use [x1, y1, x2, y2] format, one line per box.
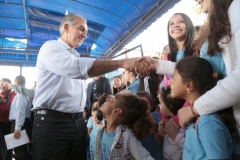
[165, 121, 179, 140]
[169, 118, 180, 129]
[158, 118, 169, 137]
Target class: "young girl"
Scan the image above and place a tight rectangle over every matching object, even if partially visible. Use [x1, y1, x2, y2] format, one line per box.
[136, 91, 163, 160]
[162, 12, 195, 87]
[90, 107, 103, 160]
[112, 76, 126, 95]
[158, 86, 185, 160]
[171, 56, 238, 159]
[158, 13, 195, 135]
[95, 92, 155, 160]
[97, 93, 114, 122]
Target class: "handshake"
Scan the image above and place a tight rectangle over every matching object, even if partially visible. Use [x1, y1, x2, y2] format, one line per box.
[122, 56, 159, 77]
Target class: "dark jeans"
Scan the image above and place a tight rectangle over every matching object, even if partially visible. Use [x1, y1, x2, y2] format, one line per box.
[32, 114, 87, 160]
[11, 118, 32, 160]
[0, 122, 12, 160]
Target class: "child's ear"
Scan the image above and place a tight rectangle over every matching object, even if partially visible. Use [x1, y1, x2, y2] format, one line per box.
[186, 80, 194, 91]
[113, 108, 122, 115]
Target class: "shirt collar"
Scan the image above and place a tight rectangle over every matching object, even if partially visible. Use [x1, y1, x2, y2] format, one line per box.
[57, 38, 80, 57]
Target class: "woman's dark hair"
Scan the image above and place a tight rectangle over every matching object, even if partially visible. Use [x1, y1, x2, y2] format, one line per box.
[95, 76, 109, 98]
[176, 57, 239, 139]
[168, 13, 195, 62]
[160, 86, 185, 115]
[136, 91, 156, 112]
[196, 0, 233, 56]
[118, 92, 155, 140]
[98, 93, 113, 107]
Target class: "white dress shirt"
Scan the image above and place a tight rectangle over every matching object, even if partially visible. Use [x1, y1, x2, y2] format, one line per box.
[9, 93, 32, 130]
[33, 38, 95, 113]
[156, 0, 240, 133]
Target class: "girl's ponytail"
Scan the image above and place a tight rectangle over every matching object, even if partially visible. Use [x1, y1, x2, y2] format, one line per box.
[131, 99, 155, 140]
[120, 93, 155, 140]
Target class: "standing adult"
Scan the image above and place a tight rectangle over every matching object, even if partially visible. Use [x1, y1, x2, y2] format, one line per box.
[9, 75, 32, 160]
[86, 76, 111, 114]
[32, 13, 136, 160]
[0, 78, 16, 160]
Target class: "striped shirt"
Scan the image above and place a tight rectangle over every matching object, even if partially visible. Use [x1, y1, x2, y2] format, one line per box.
[33, 38, 95, 113]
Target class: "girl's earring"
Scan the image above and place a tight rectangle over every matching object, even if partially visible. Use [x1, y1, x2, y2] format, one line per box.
[187, 89, 190, 94]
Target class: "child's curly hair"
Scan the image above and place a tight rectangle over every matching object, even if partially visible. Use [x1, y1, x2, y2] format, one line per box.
[118, 92, 155, 140]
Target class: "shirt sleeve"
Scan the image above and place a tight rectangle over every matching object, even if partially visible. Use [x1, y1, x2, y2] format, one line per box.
[195, 29, 240, 115]
[87, 117, 93, 128]
[156, 60, 176, 75]
[12, 85, 35, 98]
[198, 121, 231, 159]
[129, 133, 154, 160]
[130, 84, 140, 94]
[15, 95, 29, 130]
[194, 1, 240, 115]
[38, 41, 96, 79]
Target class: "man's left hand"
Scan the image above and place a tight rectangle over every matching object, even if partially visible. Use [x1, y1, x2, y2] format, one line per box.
[14, 130, 21, 139]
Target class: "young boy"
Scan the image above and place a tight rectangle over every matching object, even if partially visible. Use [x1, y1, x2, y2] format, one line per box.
[87, 101, 99, 136]
[89, 107, 102, 160]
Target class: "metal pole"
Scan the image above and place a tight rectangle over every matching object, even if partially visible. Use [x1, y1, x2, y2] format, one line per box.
[20, 65, 22, 75]
[23, 0, 28, 35]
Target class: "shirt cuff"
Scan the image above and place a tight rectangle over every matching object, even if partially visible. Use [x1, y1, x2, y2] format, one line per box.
[156, 60, 176, 75]
[194, 96, 212, 116]
[15, 125, 22, 131]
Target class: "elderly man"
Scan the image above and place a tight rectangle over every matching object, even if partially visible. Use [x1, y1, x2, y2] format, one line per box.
[32, 13, 137, 159]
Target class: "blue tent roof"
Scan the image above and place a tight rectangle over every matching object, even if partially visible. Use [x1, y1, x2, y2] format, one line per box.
[0, 0, 180, 67]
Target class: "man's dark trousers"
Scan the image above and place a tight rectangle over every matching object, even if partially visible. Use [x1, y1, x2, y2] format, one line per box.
[32, 113, 87, 160]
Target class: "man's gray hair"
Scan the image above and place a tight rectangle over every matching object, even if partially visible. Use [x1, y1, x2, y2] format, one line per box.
[59, 13, 87, 35]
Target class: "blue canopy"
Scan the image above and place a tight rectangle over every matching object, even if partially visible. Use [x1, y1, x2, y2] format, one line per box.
[0, 0, 180, 67]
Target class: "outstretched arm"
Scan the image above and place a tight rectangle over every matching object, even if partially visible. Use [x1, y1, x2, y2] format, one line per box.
[88, 58, 138, 77]
[11, 84, 35, 98]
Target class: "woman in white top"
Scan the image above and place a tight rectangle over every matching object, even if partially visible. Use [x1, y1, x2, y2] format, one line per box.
[136, 0, 240, 158]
